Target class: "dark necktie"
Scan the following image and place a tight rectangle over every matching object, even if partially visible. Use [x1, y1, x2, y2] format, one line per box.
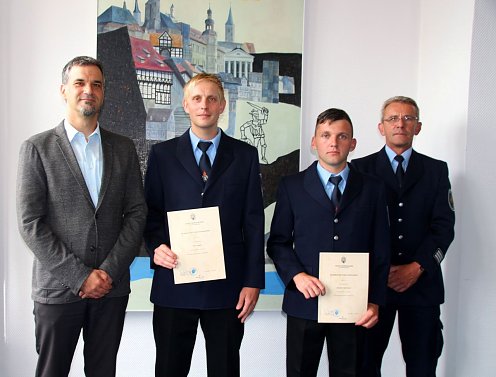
[198, 141, 212, 184]
[395, 155, 405, 187]
[329, 175, 342, 212]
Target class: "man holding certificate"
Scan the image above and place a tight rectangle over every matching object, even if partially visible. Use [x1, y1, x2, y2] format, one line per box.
[144, 73, 264, 377]
[267, 108, 390, 377]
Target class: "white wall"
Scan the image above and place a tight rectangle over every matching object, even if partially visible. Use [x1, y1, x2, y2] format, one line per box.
[1, 1, 98, 375]
[2, 0, 490, 376]
[453, 0, 496, 375]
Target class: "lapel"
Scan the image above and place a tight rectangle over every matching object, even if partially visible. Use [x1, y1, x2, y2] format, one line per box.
[176, 130, 204, 187]
[54, 122, 94, 208]
[303, 161, 334, 213]
[176, 129, 235, 191]
[338, 164, 363, 214]
[375, 147, 423, 195]
[98, 128, 113, 210]
[401, 150, 423, 193]
[207, 130, 234, 190]
[376, 147, 399, 192]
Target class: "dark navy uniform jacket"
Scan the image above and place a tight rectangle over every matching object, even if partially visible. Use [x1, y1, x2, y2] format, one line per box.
[267, 162, 390, 321]
[352, 147, 455, 306]
[144, 129, 265, 310]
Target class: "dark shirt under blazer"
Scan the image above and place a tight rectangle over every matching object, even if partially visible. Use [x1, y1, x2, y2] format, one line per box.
[144, 130, 265, 310]
[352, 147, 455, 306]
[267, 162, 391, 321]
[16, 122, 147, 304]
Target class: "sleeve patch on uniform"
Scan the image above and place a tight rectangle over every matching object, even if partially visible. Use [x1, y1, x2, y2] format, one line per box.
[434, 248, 445, 265]
[448, 189, 455, 212]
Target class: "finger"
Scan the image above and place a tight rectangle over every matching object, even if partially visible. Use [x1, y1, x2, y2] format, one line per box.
[238, 303, 254, 323]
[310, 283, 324, 297]
[360, 318, 376, 329]
[240, 308, 254, 323]
[307, 285, 319, 298]
[236, 293, 245, 311]
[157, 245, 177, 259]
[154, 253, 175, 269]
[237, 301, 249, 320]
[355, 312, 370, 326]
[314, 279, 326, 293]
[366, 315, 379, 328]
[237, 307, 248, 321]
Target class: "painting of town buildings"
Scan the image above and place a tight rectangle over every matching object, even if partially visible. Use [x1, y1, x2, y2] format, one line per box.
[96, 0, 304, 310]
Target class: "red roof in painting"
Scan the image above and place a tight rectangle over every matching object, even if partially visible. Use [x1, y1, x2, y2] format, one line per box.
[130, 37, 172, 72]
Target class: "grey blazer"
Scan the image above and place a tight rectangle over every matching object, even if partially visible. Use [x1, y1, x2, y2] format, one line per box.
[17, 122, 147, 304]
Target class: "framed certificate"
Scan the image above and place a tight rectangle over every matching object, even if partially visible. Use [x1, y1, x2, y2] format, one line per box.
[167, 206, 226, 284]
[318, 252, 369, 323]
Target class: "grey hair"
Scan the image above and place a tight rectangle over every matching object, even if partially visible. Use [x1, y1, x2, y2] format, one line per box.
[381, 96, 420, 121]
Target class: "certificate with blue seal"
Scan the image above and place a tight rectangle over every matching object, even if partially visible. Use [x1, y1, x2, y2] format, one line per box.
[167, 206, 226, 284]
[318, 252, 369, 323]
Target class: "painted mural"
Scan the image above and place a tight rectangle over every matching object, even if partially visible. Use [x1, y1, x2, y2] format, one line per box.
[96, 0, 304, 310]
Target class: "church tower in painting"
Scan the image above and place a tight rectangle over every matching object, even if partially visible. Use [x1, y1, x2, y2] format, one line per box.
[144, 0, 161, 31]
[202, 6, 218, 73]
[133, 0, 141, 25]
[225, 5, 235, 43]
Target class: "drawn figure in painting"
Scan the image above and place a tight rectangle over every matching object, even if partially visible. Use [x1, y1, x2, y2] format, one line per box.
[240, 102, 269, 163]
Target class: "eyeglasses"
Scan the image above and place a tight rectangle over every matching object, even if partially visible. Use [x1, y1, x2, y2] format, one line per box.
[383, 115, 418, 124]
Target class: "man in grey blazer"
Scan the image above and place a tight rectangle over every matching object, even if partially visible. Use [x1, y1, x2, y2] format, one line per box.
[16, 56, 147, 377]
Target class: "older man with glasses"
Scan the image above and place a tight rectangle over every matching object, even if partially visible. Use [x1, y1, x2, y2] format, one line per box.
[352, 96, 455, 377]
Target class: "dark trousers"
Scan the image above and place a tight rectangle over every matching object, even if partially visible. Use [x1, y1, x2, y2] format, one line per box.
[33, 295, 128, 377]
[153, 305, 244, 377]
[286, 315, 365, 377]
[361, 305, 443, 377]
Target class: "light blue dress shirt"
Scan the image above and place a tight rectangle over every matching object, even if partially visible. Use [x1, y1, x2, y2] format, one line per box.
[316, 162, 350, 200]
[64, 120, 103, 207]
[384, 145, 413, 173]
[189, 128, 221, 166]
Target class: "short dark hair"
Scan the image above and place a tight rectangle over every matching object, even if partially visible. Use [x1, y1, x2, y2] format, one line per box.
[61, 56, 105, 86]
[315, 108, 353, 136]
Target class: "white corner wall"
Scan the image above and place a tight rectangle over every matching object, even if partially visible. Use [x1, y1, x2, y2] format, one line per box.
[3, 0, 491, 376]
[452, 0, 496, 375]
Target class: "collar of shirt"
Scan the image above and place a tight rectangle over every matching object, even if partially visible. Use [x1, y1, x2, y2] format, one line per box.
[64, 119, 101, 143]
[385, 145, 413, 171]
[316, 162, 350, 196]
[189, 128, 221, 166]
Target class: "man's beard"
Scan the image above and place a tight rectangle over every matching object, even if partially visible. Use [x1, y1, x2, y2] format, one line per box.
[79, 101, 101, 117]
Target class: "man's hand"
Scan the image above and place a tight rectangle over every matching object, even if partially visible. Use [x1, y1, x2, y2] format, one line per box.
[293, 272, 326, 299]
[153, 244, 178, 269]
[79, 269, 112, 299]
[236, 287, 260, 323]
[388, 262, 423, 292]
[355, 303, 379, 328]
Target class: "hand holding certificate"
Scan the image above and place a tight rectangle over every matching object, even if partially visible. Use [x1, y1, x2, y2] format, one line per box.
[318, 252, 369, 323]
[167, 206, 226, 284]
